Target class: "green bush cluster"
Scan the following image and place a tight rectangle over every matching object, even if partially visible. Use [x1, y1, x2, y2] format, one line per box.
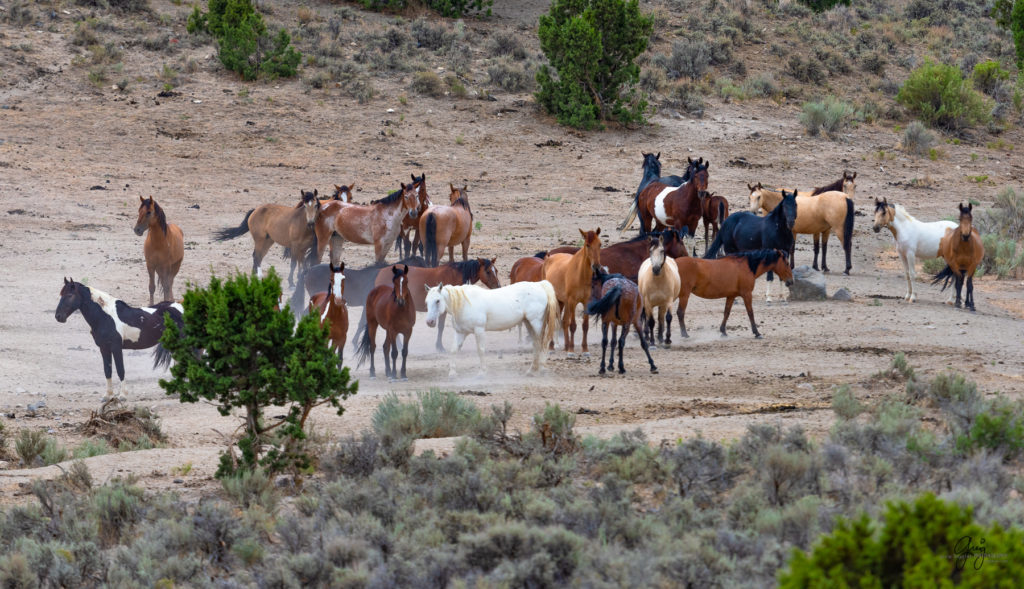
[800, 97, 856, 138]
[371, 389, 483, 440]
[357, 0, 492, 18]
[187, 0, 301, 81]
[896, 60, 991, 131]
[796, 0, 850, 12]
[535, 0, 653, 129]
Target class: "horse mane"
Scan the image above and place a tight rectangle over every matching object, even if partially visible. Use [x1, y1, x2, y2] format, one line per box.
[447, 259, 484, 284]
[372, 187, 404, 205]
[811, 177, 844, 195]
[452, 196, 472, 214]
[152, 200, 168, 234]
[592, 266, 625, 285]
[892, 203, 913, 222]
[443, 284, 469, 316]
[728, 249, 785, 275]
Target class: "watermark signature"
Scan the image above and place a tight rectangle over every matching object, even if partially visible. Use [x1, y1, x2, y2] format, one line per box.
[950, 536, 1014, 571]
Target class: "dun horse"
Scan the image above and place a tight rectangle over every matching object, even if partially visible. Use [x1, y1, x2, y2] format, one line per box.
[315, 179, 421, 265]
[637, 234, 681, 348]
[308, 263, 349, 364]
[587, 266, 658, 375]
[933, 203, 985, 311]
[55, 278, 183, 400]
[354, 265, 416, 380]
[872, 198, 957, 303]
[214, 189, 321, 286]
[542, 228, 602, 355]
[676, 250, 794, 339]
[134, 196, 184, 304]
[421, 184, 474, 267]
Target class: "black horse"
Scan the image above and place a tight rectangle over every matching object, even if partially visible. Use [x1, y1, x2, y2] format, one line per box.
[55, 278, 183, 400]
[704, 189, 798, 300]
[618, 154, 703, 232]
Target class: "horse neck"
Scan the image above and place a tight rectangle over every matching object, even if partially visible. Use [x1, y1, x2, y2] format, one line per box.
[570, 247, 597, 284]
[77, 286, 116, 327]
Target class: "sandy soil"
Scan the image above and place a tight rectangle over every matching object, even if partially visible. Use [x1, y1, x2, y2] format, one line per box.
[1, 1, 1023, 502]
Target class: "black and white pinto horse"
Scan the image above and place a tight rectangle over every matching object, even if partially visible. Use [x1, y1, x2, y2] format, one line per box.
[618, 153, 702, 232]
[55, 278, 183, 399]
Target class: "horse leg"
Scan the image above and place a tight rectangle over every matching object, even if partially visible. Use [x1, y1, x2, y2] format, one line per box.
[524, 321, 542, 374]
[100, 346, 115, 397]
[147, 262, 157, 305]
[676, 293, 690, 338]
[656, 306, 665, 346]
[367, 328, 377, 380]
[461, 236, 470, 261]
[764, 273, 774, 304]
[562, 303, 575, 355]
[820, 230, 831, 273]
[900, 250, 915, 302]
[742, 293, 761, 338]
[966, 274, 976, 311]
[581, 303, 590, 356]
[664, 307, 673, 347]
[646, 312, 656, 348]
[253, 237, 274, 280]
[599, 321, 609, 375]
[608, 323, 617, 373]
[109, 344, 127, 400]
[448, 245, 456, 265]
[954, 274, 964, 309]
[400, 331, 410, 380]
[720, 296, 735, 337]
[474, 327, 487, 375]
[813, 233, 822, 272]
[617, 323, 628, 374]
[435, 311, 448, 353]
[636, 319, 658, 374]
[449, 331, 468, 377]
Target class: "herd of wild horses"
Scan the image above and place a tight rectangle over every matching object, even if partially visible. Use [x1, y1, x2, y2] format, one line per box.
[54, 154, 987, 394]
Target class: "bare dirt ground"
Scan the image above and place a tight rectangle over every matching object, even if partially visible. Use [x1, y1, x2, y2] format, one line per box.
[1, 1, 1023, 502]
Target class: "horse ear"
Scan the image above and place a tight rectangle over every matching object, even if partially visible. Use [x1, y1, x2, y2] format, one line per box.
[400, 182, 407, 190]
[340, 262, 345, 272]
[139, 195, 145, 203]
[404, 264, 410, 274]
[656, 152, 661, 159]
[967, 202, 973, 212]
[313, 189, 318, 198]
[851, 171, 857, 179]
[392, 266, 401, 276]
[595, 227, 601, 236]
[462, 184, 468, 193]
[450, 182, 456, 192]
[579, 228, 586, 239]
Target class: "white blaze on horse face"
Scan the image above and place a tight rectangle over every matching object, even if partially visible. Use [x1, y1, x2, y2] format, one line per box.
[333, 272, 344, 298]
[653, 186, 676, 225]
[425, 289, 441, 327]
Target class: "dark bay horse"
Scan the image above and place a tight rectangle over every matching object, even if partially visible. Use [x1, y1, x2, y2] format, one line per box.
[675, 250, 794, 339]
[811, 170, 857, 197]
[700, 192, 730, 247]
[55, 278, 183, 399]
[634, 160, 710, 253]
[933, 203, 985, 311]
[706, 189, 797, 303]
[547, 228, 690, 282]
[395, 173, 430, 259]
[214, 189, 321, 287]
[618, 154, 702, 231]
[354, 265, 416, 380]
[134, 196, 184, 305]
[587, 267, 657, 375]
[308, 262, 349, 364]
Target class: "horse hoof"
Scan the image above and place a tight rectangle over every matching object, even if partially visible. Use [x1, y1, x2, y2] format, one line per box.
[567, 352, 577, 359]
[754, 334, 763, 339]
[400, 377, 409, 382]
[582, 352, 591, 358]
[650, 367, 658, 374]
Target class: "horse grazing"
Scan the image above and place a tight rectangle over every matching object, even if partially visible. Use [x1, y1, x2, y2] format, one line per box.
[425, 280, 560, 376]
[619, 154, 702, 231]
[354, 265, 416, 380]
[214, 189, 321, 286]
[547, 229, 690, 282]
[748, 182, 855, 274]
[308, 263, 349, 364]
[587, 266, 657, 375]
[315, 178, 421, 265]
[134, 196, 184, 305]
[421, 183, 474, 267]
[872, 198, 957, 303]
[637, 233, 681, 347]
[933, 203, 985, 311]
[700, 192, 730, 247]
[360, 258, 501, 352]
[707, 189, 797, 303]
[542, 228, 602, 355]
[55, 278, 183, 399]
[632, 160, 710, 254]
[395, 173, 430, 259]
[675, 249, 794, 339]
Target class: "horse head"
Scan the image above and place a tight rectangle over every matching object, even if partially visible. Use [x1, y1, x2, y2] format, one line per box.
[664, 227, 690, 258]
[641, 152, 662, 178]
[301, 189, 320, 227]
[842, 170, 857, 197]
[329, 262, 345, 299]
[690, 161, 710, 194]
[779, 189, 798, 231]
[55, 277, 82, 323]
[957, 202, 974, 241]
[400, 182, 420, 220]
[449, 183, 469, 206]
[872, 198, 893, 233]
[392, 264, 411, 306]
[747, 183, 766, 215]
[648, 233, 667, 276]
[134, 196, 159, 236]
[478, 257, 501, 289]
[580, 228, 602, 268]
[770, 249, 795, 286]
[424, 283, 444, 327]
[332, 184, 354, 202]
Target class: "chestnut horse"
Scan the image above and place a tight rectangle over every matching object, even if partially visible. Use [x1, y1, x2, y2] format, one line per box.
[315, 178, 421, 265]
[134, 196, 184, 304]
[634, 160, 710, 254]
[637, 234, 681, 348]
[396, 173, 430, 258]
[700, 192, 730, 247]
[587, 266, 657, 375]
[421, 184, 474, 267]
[308, 262, 349, 364]
[330, 184, 356, 203]
[542, 228, 602, 355]
[510, 253, 546, 284]
[933, 203, 985, 311]
[353, 264, 416, 380]
[214, 189, 321, 286]
[675, 249, 794, 339]
[546, 228, 690, 282]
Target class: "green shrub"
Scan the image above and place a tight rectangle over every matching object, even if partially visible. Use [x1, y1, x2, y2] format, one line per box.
[372, 389, 482, 439]
[787, 55, 826, 84]
[979, 233, 1024, 277]
[41, 438, 68, 466]
[530, 402, 580, 455]
[359, 0, 492, 17]
[411, 70, 445, 97]
[92, 481, 142, 547]
[972, 60, 1010, 95]
[897, 60, 991, 131]
[535, 0, 653, 129]
[73, 438, 111, 459]
[901, 121, 935, 156]
[487, 59, 533, 92]
[662, 436, 737, 505]
[979, 186, 1024, 240]
[797, 0, 850, 12]
[221, 467, 278, 510]
[486, 32, 527, 60]
[957, 398, 1024, 460]
[780, 493, 1024, 586]
[800, 97, 855, 138]
[187, 0, 301, 81]
[15, 429, 47, 467]
[832, 385, 864, 420]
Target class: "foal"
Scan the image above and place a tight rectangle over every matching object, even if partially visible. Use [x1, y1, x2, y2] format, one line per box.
[933, 203, 985, 311]
[134, 196, 184, 304]
[308, 262, 349, 364]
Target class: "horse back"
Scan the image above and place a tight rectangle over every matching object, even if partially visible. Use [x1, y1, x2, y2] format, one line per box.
[511, 256, 545, 283]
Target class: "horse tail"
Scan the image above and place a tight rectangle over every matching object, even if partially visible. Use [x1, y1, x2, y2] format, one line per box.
[587, 284, 622, 317]
[214, 209, 254, 241]
[540, 280, 560, 349]
[718, 199, 727, 223]
[842, 196, 854, 257]
[352, 305, 369, 353]
[704, 230, 724, 259]
[931, 265, 955, 291]
[290, 267, 308, 317]
[618, 200, 639, 232]
[353, 317, 372, 368]
[151, 343, 173, 370]
[424, 213, 439, 267]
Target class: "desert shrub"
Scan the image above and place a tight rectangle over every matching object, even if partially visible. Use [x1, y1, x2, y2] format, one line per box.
[488, 59, 534, 92]
[2, 1, 36, 27]
[0, 422, 8, 460]
[664, 83, 705, 116]
[972, 60, 1010, 95]
[861, 51, 887, 75]
[797, 0, 850, 12]
[411, 18, 455, 52]
[956, 397, 1024, 460]
[901, 120, 935, 155]
[62, 460, 94, 492]
[780, 493, 1024, 586]
[927, 371, 985, 434]
[487, 32, 527, 60]
[72, 20, 101, 46]
[639, 67, 666, 94]
[761, 444, 822, 506]
[978, 234, 1024, 277]
[800, 97, 855, 138]
[979, 186, 1024, 240]
[221, 467, 278, 510]
[41, 438, 68, 466]
[460, 523, 584, 585]
[187, 0, 301, 81]
[832, 384, 864, 420]
[359, 0, 492, 18]
[535, 0, 653, 129]
[897, 60, 991, 131]
[92, 481, 143, 547]
[662, 436, 738, 506]
[411, 70, 446, 97]
[325, 432, 382, 478]
[76, 0, 150, 10]
[787, 55, 827, 84]
[583, 429, 662, 484]
[15, 429, 47, 467]
[373, 389, 482, 439]
[656, 39, 711, 81]
[530, 403, 580, 456]
[992, 0, 1024, 68]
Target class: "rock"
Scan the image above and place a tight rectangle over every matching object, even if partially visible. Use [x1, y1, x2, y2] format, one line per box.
[832, 287, 853, 302]
[788, 265, 827, 301]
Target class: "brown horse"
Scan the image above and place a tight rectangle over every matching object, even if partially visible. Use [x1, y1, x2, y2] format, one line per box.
[933, 203, 985, 311]
[510, 254, 546, 284]
[547, 228, 690, 282]
[396, 173, 430, 258]
[308, 262, 349, 364]
[634, 160, 710, 253]
[420, 183, 474, 267]
[811, 170, 857, 197]
[215, 189, 321, 286]
[330, 184, 355, 203]
[587, 267, 657, 375]
[362, 258, 501, 352]
[315, 178, 421, 265]
[354, 264, 416, 380]
[134, 196, 184, 304]
[748, 183, 855, 274]
[674, 249, 794, 339]
[700, 192, 730, 247]
[542, 228, 602, 355]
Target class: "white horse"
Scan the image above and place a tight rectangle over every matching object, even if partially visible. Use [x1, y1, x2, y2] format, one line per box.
[424, 281, 560, 377]
[872, 198, 957, 303]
